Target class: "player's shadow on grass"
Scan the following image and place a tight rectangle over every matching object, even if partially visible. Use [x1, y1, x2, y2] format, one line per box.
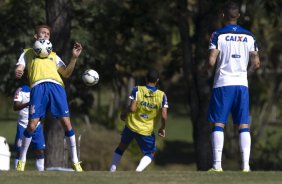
[154, 140, 195, 165]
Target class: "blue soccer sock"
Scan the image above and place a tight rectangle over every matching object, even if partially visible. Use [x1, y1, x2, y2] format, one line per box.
[110, 147, 124, 172]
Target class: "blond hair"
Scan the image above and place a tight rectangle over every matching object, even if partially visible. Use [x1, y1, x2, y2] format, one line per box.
[35, 25, 51, 34]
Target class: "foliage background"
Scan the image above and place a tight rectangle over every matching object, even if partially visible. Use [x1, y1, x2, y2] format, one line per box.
[0, 0, 282, 170]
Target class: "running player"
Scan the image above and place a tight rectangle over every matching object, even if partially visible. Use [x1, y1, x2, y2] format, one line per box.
[13, 84, 45, 171]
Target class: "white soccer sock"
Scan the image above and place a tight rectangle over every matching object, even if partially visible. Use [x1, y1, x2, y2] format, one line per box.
[239, 132, 251, 170]
[19, 136, 32, 162]
[136, 155, 152, 172]
[14, 159, 19, 170]
[110, 152, 122, 172]
[36, 158, 44, 171]
[66, 135, 79, 163]
[211, 131, 224, 169]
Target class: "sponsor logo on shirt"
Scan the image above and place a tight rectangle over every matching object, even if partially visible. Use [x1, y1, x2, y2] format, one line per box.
[140, 114, 148, 119]
[225, 35, 248, 42]
[30, 105, 35, 115]
[140, 101, 158, 109]
[231, 54, 241, 58]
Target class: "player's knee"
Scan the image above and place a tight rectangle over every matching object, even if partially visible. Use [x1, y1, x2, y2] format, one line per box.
[23, 129, 33, 138]
[35, 150, 44, 157]
[28, 119, 39, 132]
[60, 117, 72, 131]
[239, 124, 249, 129]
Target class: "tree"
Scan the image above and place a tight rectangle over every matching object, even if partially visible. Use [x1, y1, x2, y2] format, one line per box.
[44, 0, 72, 168]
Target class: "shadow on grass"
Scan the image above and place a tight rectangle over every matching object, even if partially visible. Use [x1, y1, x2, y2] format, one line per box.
[154, 140, 195, 166]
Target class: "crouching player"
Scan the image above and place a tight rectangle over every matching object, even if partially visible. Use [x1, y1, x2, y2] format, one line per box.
[110, 68, 168, 172]
[13, 84, 45, 171]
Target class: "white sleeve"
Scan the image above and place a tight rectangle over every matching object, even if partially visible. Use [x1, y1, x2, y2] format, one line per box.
[56, 55, 66, 69]
[16, 52, 26, 67]
[14, 88, 23, 102]
[249, 37, 257, 52]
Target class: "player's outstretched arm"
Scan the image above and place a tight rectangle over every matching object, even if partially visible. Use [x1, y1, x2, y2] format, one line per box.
[58, 42, 83, 78]
[15, 64, 25, 79]
[120, 100, 137, 121]
[13, 101, 29, 111]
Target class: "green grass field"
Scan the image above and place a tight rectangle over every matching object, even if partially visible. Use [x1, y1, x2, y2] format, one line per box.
[0, 171, 282, 184]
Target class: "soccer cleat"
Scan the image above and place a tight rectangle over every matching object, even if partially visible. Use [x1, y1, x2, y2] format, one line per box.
[242, 169, 250, 172]
[16, 160, 26, 171]
[73, 161, 83, 172]
[208, 168, 223, 172]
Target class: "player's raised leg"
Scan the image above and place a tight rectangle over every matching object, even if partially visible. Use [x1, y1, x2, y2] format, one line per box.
[109, 147, 125, 172]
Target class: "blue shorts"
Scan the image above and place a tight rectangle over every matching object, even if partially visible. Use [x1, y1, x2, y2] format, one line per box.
[121, 126, 157, 154]
[29, 82, 70, 119]
[14, 124, 45, 152]
[208, 86, 250, 124]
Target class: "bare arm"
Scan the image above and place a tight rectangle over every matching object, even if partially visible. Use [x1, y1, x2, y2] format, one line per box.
[58, 42, 83, 78]
[120, 99, 137, 121]
[248, 51, 260, 72]
[15, 64, 25, 79]
[13, 101, 29, 111]
[158, 107, 167, 138]
[202, 49, 220, 75]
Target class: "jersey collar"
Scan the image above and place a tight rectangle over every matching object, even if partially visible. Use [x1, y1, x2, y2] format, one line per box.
[146, 85, 157, 92]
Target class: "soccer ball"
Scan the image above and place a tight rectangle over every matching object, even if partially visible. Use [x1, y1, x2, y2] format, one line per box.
[82, 69, 99, 86]
[33, 39, 52, 58]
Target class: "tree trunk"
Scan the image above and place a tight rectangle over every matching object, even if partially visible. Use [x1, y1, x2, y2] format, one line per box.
[44, 0, 72, 168]
[177, 0, 212, 170]
[192, 0, 214, 170]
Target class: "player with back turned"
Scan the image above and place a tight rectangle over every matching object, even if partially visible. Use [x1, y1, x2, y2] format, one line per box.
[204, 1, 260, 172]
[109, 68, 168, 172]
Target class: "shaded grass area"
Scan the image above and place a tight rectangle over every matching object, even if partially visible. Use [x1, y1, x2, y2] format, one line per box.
[0, 171, 282, 184]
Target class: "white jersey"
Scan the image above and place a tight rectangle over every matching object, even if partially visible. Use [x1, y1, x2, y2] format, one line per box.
[209, 24, 258, 88]
[13, 85, 40, 128]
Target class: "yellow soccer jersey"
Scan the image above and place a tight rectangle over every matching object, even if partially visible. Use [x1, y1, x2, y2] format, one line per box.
[24, 49, 64, 87]
[126, 86, 168, 136]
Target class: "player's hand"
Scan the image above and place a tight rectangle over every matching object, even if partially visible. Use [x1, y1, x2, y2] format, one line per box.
[72, 42, 83, 58]
[15, 69, 24, 79]
[120, 112, 127, 121]
[158, 128, 165, 138]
